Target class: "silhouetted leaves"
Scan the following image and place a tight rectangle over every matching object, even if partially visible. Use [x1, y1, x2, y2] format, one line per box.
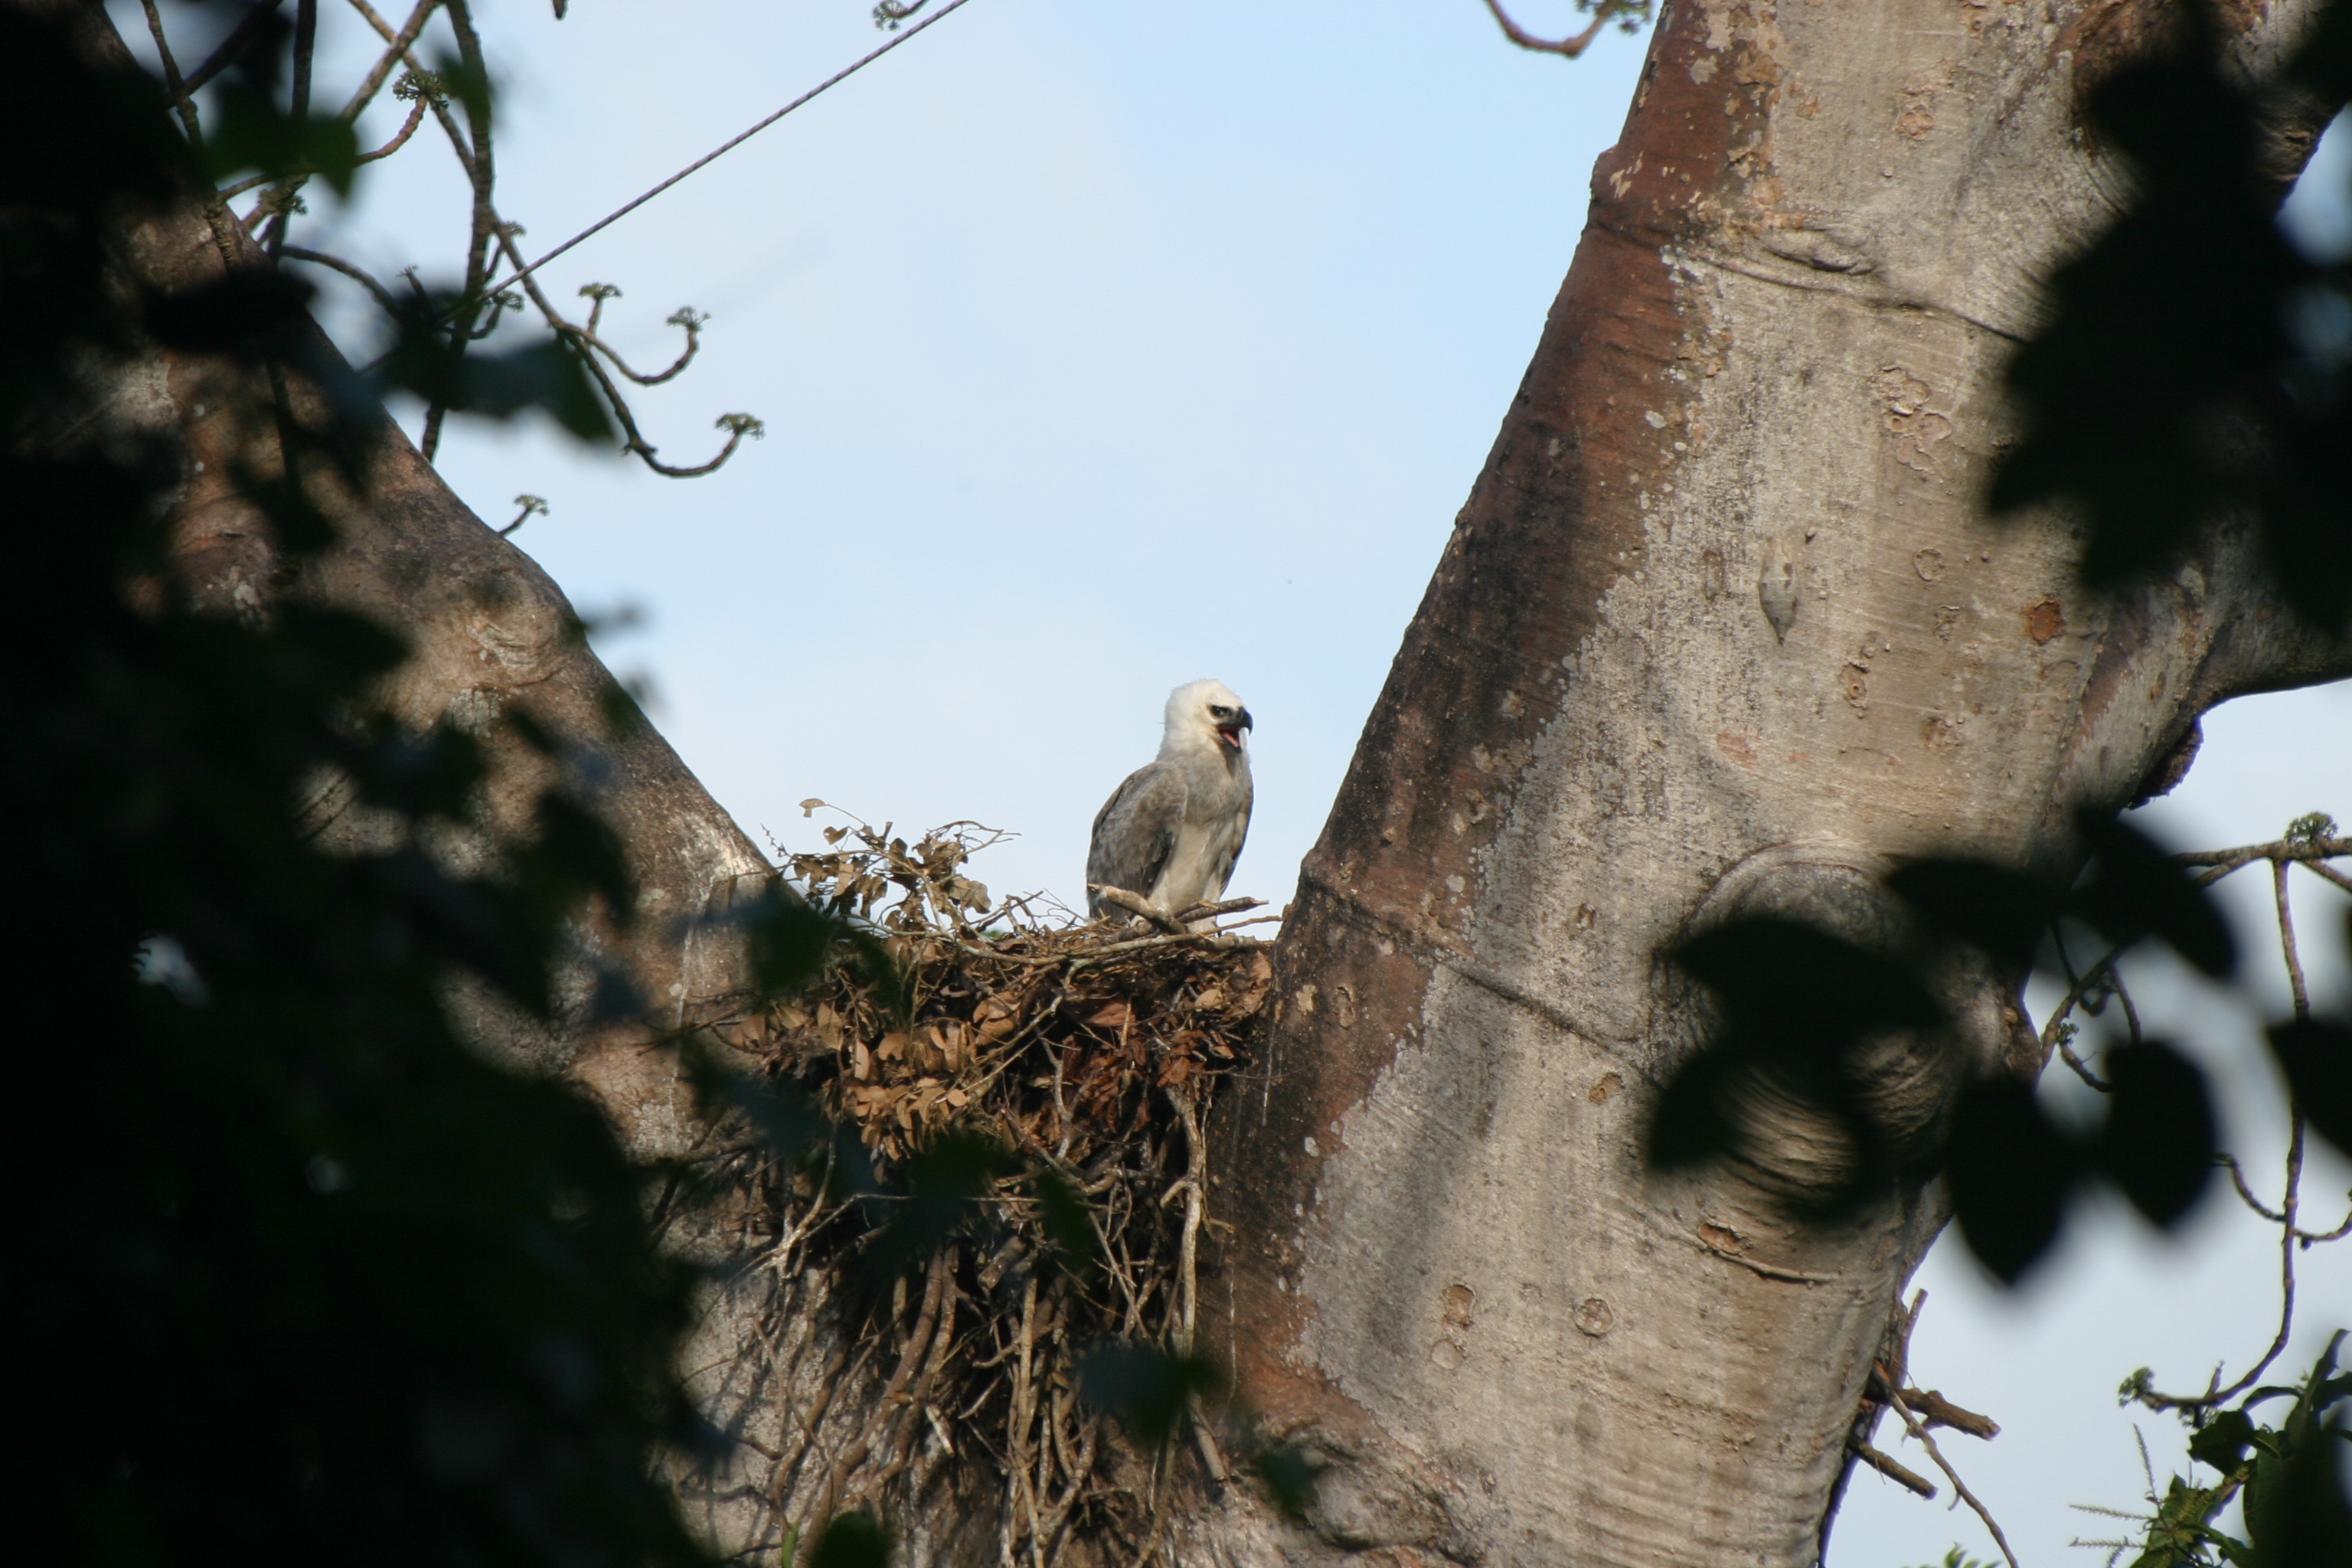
[806, 1509, 892, 1568]
[1646, 1044, 1744, 1171]
[205, 83, 363, 197]
[1248, 1439, 1322, 1521]
[857, 1129, 1021, 1289]
[2094, 1040, 2216, 1228]
[1945, 1077, 2084, 1284]
[2267, 1018, 2352, 1158]
[1645, 917, 1942, 1205]
[1031, 1164, 1104, 1285]
[1675, 916, 1942, 1053]
[144, 270, 318, 354]
[5, 16, 717, 1565]
[1887, 858, 2060, 969]
[1890, 816, 2235, 981]
[374, 323, 616, 444]
[1875, 814, 2250, 1276]
[2075, 812, 2238, 979]
[1988, 18, 2352, 632]
[1076, 1341, 1225, 1449]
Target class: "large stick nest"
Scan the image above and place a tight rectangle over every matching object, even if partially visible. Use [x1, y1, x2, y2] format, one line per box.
[716, 813, 1282, 1566]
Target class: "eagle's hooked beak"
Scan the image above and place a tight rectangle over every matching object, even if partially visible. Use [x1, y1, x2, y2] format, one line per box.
[1216, 709, 1253, 751]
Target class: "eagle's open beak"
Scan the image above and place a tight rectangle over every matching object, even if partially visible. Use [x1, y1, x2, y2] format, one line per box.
[1216, 710, 1253, 750]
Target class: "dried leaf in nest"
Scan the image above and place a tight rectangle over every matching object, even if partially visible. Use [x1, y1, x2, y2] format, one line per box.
[740, 812, 1285, 1562]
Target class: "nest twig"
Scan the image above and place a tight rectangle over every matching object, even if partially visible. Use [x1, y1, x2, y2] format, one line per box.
[725, 814, 1279, 1564]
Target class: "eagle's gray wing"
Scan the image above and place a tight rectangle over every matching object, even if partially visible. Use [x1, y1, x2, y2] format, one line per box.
[1086, 762, 1187, 920]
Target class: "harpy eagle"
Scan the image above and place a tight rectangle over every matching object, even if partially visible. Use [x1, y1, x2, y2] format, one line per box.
[1085, 679, 1253, 923]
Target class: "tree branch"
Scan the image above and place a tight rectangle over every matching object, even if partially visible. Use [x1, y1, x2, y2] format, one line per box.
[1478, 0, 1628, 60]
[280, 245, 404, 318]
[335, 0, 441, 126]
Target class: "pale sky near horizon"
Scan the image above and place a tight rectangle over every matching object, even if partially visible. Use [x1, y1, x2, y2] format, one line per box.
[122, 3, 2352, 1562]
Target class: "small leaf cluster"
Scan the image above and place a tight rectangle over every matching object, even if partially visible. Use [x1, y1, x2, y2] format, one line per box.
[2095, 1336, 2352, 1568]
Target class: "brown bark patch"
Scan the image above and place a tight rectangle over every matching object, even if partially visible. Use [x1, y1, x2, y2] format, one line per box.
[1896, 61, 1957, 139]
[2024, 596, 2066, 644]
[1589, 1071, 1625, 1104]
[1871, 364, 1952, 475]
[1441, 1283, 1476, 1330]
[1715, 729, 1760, 769]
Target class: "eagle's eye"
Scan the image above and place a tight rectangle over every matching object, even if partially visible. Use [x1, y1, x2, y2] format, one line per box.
[1209, 704, 1233, 719]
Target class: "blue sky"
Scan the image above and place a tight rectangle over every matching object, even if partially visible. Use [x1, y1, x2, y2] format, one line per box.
[125, 3, 2352, 1561]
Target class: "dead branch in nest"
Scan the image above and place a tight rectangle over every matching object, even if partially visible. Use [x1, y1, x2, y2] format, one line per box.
[718, 813, 1284, 1563]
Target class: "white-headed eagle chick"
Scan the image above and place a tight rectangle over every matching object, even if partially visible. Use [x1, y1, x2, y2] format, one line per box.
[1086, 678, 1253, 924]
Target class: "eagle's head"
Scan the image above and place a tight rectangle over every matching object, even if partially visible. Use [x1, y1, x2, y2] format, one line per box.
[1165, 678, 1253, 756]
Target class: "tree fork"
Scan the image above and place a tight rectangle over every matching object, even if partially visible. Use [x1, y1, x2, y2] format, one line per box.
[1194, 2, 2349, 1564]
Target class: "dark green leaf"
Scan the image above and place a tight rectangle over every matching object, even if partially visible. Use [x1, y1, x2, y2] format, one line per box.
[2248, 1419, 2352, 1568]
[1031, 1165, 1102, 1285]
[2095, 1040, 2215, 1228]
[1945, 1076, 2083, 1285]
[1076, 1341, 1224, 1450]
[1645, 1044, 1741, 1171]
[2073, 812, 2237, 978]
[2267, 1018, 2352, 1158]
[808, 1509, 891, 1568]
[1674, 916, 1942, 1057]
[2190, 1410, 2257, 1473]
[1888, 858, 2060, 969]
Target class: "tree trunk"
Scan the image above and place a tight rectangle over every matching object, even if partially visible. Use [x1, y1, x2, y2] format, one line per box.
[67, 0, 2352, 1564]
[52, 7, 787, 1541]
[1185, 2, 2348, 1565]
[60, 8, 770, 1139]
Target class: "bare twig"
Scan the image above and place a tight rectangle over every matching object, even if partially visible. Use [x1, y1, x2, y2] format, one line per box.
[1478, 0, 1638, 60]
[1850, 1437, 1937, 1498]
[1885, 1380, 2021, 1568]
[358, 96, 431, 164]
[465, 0, 982, 309]
[335, 0, 441, 125]
[2275, 860, 2311, 1021]
[2176, 832, 2351, 874]
[2130, 1119, 2304, 1413]
[2220, 1152, 2289, 1223]
[279, 246, 406, 318]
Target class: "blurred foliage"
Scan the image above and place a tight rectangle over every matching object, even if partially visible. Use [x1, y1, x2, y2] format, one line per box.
[0, 8, 724, 1564]
[1646, 812, 2272, 1261]
[1989, 2, 2352, 632]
